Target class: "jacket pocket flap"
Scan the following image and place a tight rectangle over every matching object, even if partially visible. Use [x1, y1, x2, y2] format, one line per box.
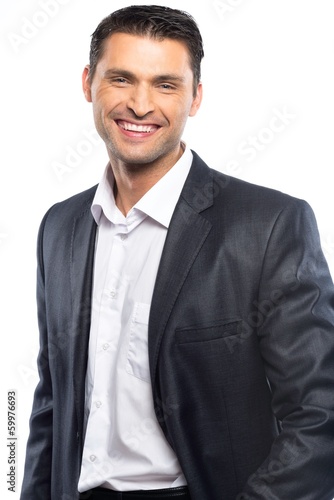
[176, 320, 243, 344]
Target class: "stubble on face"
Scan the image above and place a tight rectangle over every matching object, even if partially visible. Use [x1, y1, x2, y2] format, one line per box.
[97, 108, 181, 176]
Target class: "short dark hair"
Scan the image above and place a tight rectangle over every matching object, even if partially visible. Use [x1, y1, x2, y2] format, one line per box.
[89, 5, 204, 95]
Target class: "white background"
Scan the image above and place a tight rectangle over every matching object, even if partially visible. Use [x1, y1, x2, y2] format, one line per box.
[1, 0, 334, 497]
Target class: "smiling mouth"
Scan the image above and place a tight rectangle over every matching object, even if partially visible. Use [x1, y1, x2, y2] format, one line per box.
[117, 120, 160, 134]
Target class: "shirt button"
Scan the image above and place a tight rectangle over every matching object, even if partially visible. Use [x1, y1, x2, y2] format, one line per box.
[109, 290, 117, 298]
[90, 455, 96, 462]
[103, 343, 110, 350]
[95, 401, 102, 408]
[120, 234, 128, 241]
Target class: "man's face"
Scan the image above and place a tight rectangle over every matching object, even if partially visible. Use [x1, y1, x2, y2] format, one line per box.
[82, 33, 202, 171]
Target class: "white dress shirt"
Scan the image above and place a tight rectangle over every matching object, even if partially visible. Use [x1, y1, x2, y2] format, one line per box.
[78, 146, 193, 493]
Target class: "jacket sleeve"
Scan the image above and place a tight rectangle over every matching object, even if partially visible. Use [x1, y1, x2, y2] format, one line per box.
[20, 210, 53, 500]
[239, 199, 334, 500]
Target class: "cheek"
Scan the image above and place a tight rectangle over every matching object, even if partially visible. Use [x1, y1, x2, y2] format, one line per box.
[172, 103, 194, 125]
[161, 96, 193, 120]
[93, 87, 121, 110]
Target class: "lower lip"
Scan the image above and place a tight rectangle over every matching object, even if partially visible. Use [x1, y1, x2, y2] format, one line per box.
[116, 122, 159, 139]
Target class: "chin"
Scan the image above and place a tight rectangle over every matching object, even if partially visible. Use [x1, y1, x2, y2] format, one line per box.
[111, 149, 163, 167]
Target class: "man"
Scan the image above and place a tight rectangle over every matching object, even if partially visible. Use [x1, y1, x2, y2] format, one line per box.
[21, 5, 334, 500]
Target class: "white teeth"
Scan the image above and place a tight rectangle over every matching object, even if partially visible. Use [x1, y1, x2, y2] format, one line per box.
[119, 122, 155, 133]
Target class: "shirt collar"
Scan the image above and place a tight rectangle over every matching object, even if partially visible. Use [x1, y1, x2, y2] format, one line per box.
[91, 144, 193, 229]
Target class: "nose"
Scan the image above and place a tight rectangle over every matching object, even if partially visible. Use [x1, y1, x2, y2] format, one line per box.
[127, 84, 155, 118]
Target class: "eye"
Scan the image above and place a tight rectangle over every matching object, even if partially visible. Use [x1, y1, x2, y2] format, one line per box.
[109, 77, 130, 86]
[158, 83, 175, 92]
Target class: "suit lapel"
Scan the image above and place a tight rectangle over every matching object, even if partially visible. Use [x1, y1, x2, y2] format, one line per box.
[149, 152, 215, 385]
[69, 204, 97, 435]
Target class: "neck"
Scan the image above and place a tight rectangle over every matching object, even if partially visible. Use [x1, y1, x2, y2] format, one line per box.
[109, 144, 184, 216]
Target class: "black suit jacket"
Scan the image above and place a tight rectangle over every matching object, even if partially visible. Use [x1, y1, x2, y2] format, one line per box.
[21, 152, 334, 499]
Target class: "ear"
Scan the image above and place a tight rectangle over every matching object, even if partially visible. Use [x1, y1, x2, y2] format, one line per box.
[82, 65, 92, 102]
[189, 82, 203, 117]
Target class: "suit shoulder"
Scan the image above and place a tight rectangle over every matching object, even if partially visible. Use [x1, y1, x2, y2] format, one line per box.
[39, 184, 98, 237]
[52, 184, 97, 214]
[211, 168, 309, 215]
[44, 184, 97, 220]
[188, 151, 312, 223]
[191, 150, 304, 212]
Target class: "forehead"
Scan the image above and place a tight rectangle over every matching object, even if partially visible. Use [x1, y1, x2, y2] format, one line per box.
[97, 32, 193, 76]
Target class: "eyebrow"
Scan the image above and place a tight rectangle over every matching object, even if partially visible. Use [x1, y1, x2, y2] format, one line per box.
[103, 68, 186, 84]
